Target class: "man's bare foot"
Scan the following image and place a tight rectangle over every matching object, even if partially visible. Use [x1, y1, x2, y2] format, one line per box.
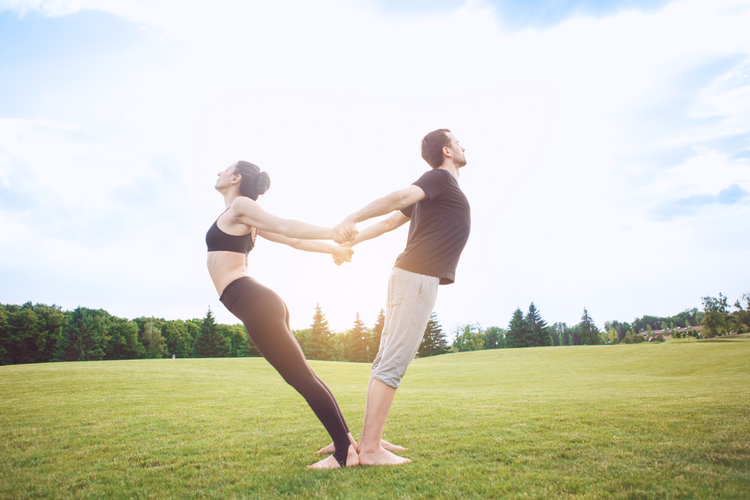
[358, 447, 411, 466]
[316, 433, 359, 455]
[381, 439, 407, 452]
[317, 438, 403, 454]
[307, 445, 358, 469]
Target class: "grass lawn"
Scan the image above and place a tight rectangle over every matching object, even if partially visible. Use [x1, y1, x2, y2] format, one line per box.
[1, 338, 749, 499]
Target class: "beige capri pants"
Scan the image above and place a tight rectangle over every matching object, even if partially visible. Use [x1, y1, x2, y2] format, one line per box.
[371, 267, 439, 389]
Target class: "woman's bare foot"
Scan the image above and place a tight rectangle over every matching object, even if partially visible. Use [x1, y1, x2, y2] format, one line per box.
[307, 444, 358, 469]
[316, 433, 360, 454]
[316, 436, 405, 455]
[358, 447, 410, 466]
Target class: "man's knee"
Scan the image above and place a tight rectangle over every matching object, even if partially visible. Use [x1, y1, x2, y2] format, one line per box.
[372, 365, 407, 390]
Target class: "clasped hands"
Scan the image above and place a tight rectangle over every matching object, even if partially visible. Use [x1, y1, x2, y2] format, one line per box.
[330, 219, 357, 266]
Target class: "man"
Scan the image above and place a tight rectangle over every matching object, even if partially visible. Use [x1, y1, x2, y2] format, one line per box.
[334, 128, 471, 465]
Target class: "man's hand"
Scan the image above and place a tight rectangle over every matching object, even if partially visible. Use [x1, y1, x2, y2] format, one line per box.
[332, 246, 354, 266]
[332, 219, 357, 244]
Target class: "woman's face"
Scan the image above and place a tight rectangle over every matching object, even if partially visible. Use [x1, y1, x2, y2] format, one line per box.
[215, 162, 238, 191]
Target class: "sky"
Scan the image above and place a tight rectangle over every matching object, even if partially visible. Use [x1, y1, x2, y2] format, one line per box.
[1, 0, 749, 336]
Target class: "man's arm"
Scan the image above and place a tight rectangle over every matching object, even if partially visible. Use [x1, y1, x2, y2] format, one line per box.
[334, 185, 425, 242]
[342, 211, 410, 247]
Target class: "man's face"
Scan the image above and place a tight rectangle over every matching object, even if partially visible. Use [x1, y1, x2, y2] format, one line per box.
[446, 133, 466, 167]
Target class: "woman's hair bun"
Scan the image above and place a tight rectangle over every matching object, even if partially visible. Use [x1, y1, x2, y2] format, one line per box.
[255, 171, 271, 197]
[234, 161, 271, 200]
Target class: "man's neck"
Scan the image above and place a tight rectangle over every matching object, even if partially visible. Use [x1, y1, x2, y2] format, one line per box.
[438, 163, 460, 179]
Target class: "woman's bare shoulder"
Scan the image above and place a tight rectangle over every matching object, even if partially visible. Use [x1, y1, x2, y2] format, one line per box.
[229, 196, 260, 215]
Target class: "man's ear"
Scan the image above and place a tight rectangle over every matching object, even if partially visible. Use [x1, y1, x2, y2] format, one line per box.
[443, 146, 453, 159]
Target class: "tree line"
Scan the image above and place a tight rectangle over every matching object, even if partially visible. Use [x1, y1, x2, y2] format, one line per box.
[449, 292, 750, 353]
[2, 290, 748, 366]
[0, 303, 257, 365]
[0, 301, 447, 366]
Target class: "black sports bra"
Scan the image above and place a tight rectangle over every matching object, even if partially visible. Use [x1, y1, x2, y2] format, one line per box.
[206, 212, 256, 255]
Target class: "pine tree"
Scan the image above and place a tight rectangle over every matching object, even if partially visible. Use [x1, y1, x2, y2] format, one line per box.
[194, 307, 229, 358]
[570, 325, 581, 345]
[418, 312, 449, 357]
[369, 309, 385, 359]
[560, 323, 570, 346]
[506, 308, 534, 348]
[579, 307, 599, 345]
[526, 302, 551, 346]
[346, 313, 370, 362]
[309, 303, 333, 360]
[55, 307, 105, 361]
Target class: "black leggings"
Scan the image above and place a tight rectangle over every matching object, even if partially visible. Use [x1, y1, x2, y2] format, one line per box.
[220, 276, 351, 466]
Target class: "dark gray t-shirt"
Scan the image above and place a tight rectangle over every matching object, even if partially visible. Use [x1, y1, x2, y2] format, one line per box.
[393, 169, 471, 285]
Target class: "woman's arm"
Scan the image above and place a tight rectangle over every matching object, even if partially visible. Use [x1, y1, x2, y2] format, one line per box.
[232, 197, 353, 241]
[258, 230, 353, 264]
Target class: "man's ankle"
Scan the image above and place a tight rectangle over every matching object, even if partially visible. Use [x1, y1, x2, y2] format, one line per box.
[358, 441, 382, 454]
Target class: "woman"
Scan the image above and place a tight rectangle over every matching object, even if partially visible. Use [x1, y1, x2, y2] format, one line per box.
[206, 160, 357, 469]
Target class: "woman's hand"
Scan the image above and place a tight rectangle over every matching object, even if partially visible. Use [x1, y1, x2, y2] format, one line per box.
[331, 224, 356, 244]
[332, 245, 354, 266]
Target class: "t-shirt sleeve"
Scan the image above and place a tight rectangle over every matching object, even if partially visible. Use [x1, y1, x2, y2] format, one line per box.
[400, 204, 414, 218]
[412, 169, 447, 201]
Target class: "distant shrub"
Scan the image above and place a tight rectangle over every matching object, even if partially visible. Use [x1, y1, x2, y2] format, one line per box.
[654, 334, 665, 342]
[623, 334, 646, 344]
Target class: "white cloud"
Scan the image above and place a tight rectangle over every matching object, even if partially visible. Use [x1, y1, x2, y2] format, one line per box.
[1, 0, 750, 331]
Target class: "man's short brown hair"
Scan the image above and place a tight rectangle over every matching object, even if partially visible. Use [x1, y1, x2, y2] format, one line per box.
[420, 129, 451, 169]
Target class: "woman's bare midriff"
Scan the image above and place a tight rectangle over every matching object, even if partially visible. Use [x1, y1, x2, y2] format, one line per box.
[207, 251, 250, 296]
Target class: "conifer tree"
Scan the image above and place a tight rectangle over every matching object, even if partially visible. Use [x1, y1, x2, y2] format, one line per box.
[560, 324, 570, 346]
[370, 308, 385, 356]
[579, 307, 599, 345]
[194, 307, 229, 358]
[526, 302, 551, 346]
[418, 312, 449, 357]
[571, 327, 581, 345]
[346, 313, 370, 362]
[55, 307, 105, 361]
[309, 303, 333, 360]
[506, 308, 534, 348]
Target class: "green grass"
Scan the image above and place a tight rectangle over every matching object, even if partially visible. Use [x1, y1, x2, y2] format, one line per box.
[2, 339, 749, 499]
